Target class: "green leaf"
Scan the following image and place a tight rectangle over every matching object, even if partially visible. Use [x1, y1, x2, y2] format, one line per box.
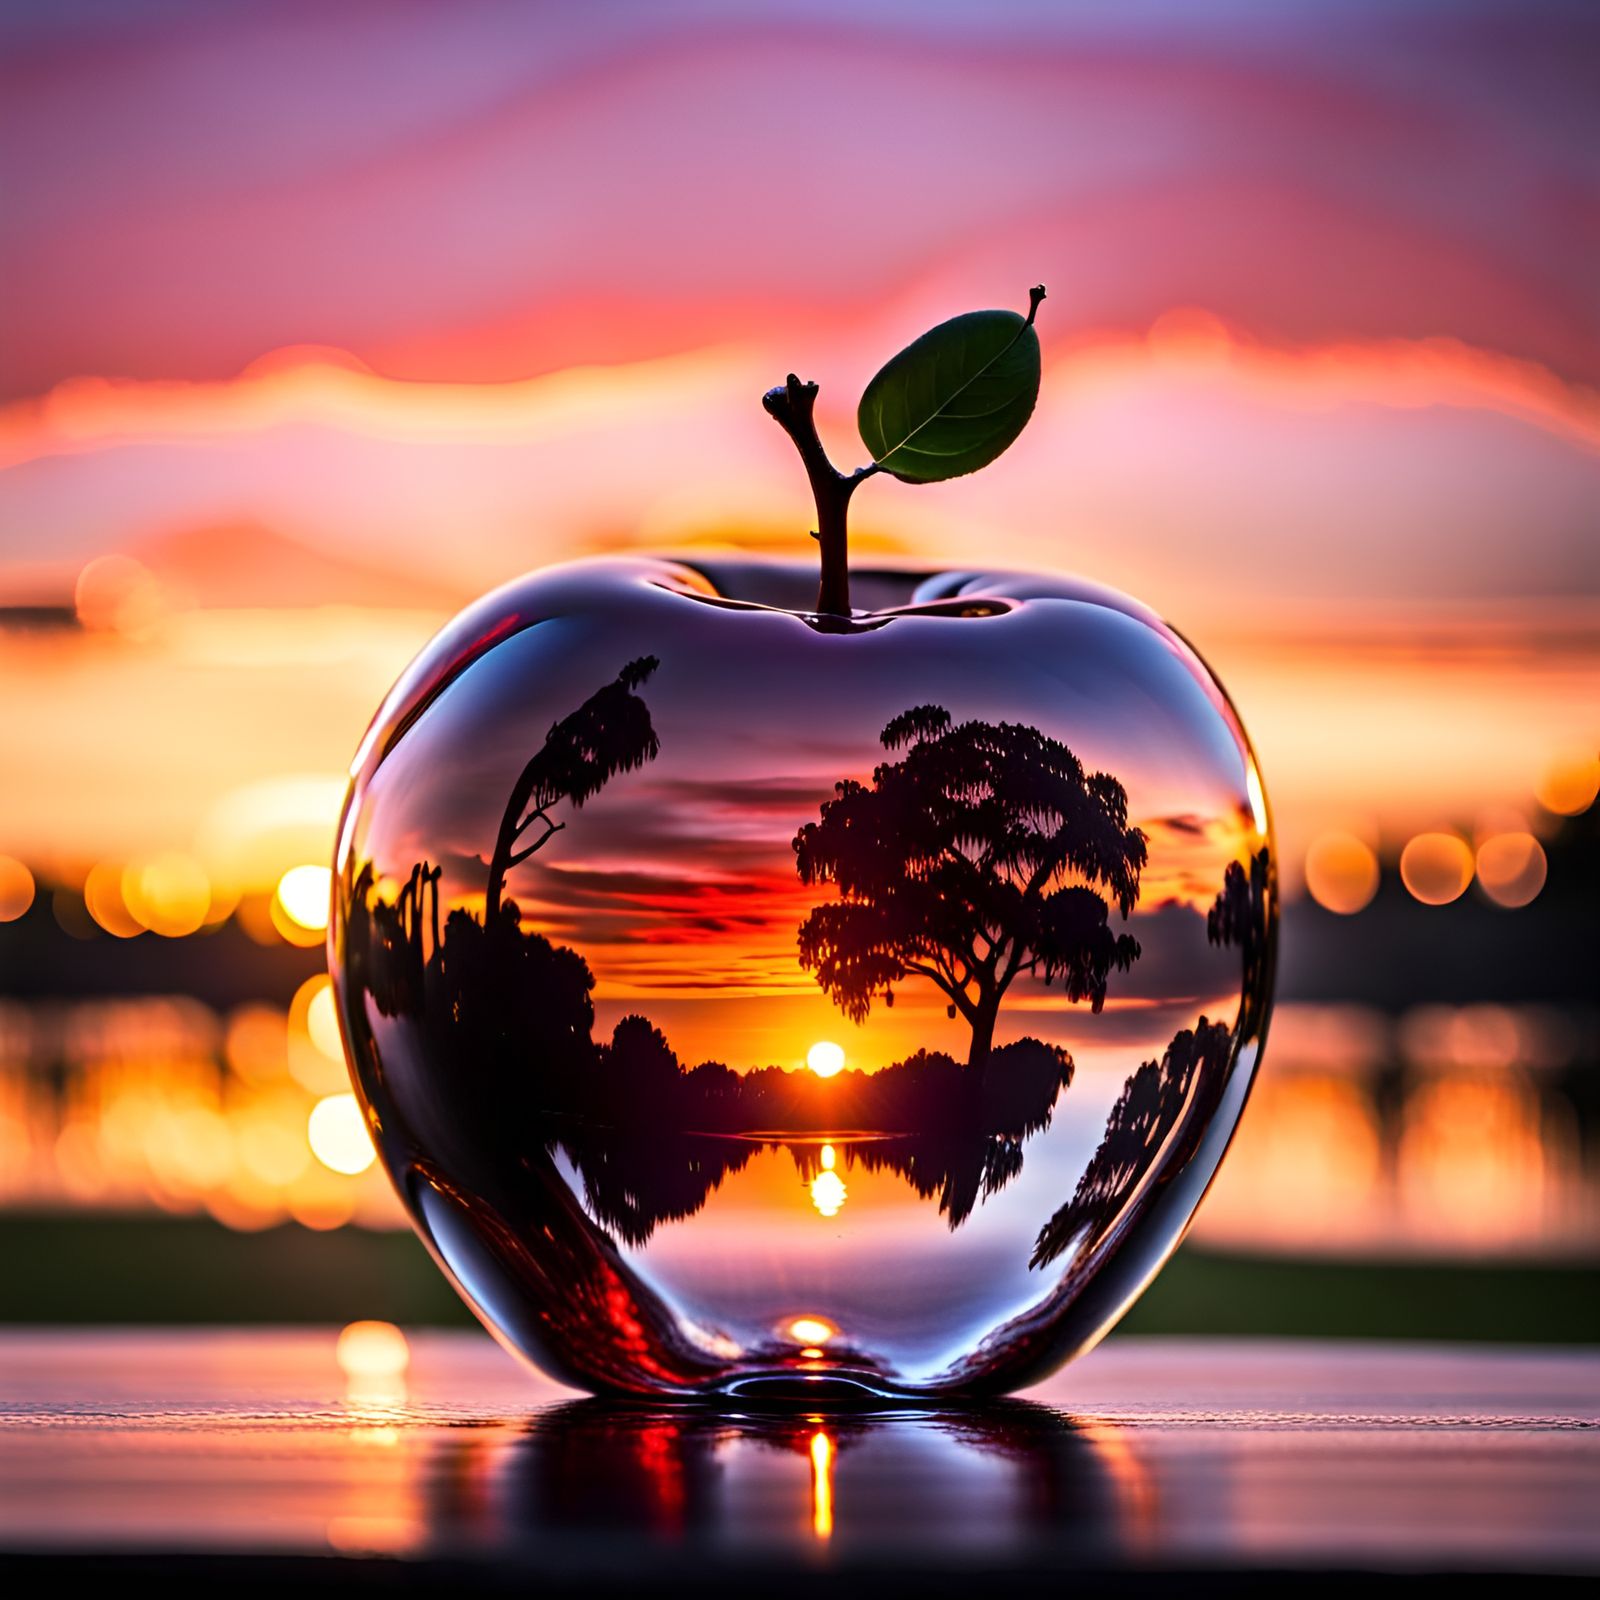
[857, 287, 1044, 482]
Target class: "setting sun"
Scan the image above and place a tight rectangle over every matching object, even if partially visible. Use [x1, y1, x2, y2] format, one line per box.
[807, 1041, 846, 1078]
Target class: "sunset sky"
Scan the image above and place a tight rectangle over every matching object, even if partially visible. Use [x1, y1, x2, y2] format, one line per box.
[1, 0, 1595, 897]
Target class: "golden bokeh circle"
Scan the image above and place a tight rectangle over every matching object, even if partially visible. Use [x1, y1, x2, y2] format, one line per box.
[1304, 831, 1379, 915]
[1399, 833, 1473, 906]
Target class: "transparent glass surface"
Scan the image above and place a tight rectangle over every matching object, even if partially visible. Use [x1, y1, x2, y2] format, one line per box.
[331, 558, 1275, 1397]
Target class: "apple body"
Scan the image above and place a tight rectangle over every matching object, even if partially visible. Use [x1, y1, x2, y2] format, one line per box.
[331, 557, 1274, 1397]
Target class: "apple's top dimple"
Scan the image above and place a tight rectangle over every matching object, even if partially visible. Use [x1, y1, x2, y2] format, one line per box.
[675, 557, 1164, 631]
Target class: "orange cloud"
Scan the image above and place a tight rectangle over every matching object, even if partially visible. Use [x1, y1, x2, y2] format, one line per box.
[4, 322, 1597, 478]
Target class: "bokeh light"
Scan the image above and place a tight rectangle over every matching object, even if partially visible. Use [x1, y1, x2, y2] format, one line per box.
[288, 975, 351, 1094]
[305, 982, 345, 1062]
[233, 894, 283, 946]
[268, 894, 328, 948]
[73, 554, 167, 638]
[82, 861, 144, 937]
[224, 1003, 290, 1083]
[194, 774, 347, 895]
[285, 1167, 358, 1231]
[1400, 1004, 1524, 1073]
[1303, 831, 1379, 914]
[275, 864, 333, 931]
[336, 1319, 410, 1380]
[236, 1116, 310, 1187]
[1535, 751, 1599, 817]
[1475, 832, 1548, 909]
[122, 851, 211, 937]
[307, 1092, 376, 1175]
[158, 1105, 233, 1189]
[0, 856, 35, 922]
[1399, 833, 1474, 906]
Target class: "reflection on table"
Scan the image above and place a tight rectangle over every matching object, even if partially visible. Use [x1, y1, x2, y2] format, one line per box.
[2, 1330, 1596, 1582]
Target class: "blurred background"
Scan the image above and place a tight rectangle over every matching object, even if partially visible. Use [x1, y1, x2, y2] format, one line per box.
[0, 0, 1594, 1341]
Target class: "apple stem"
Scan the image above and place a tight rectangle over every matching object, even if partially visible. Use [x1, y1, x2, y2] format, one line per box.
[762, 374, 877, 616]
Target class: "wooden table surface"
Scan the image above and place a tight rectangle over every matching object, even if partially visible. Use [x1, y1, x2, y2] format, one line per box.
[1, 1330, 1596, 1593]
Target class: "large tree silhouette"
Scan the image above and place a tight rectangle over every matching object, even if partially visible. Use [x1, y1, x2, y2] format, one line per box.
[794, 706, 1148, 1066]
[484, 656, 661, 922]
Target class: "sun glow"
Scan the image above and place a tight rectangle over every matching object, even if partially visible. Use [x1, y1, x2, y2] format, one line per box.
[0, 856, 35, 923]
[807, 1041, 845, 1078]
[810, 1148, 847, 1219]
[276, 864, 333, 931]
[337, 1320, 410, 1380]
[810, 1431, 835, 1540]
[308, 1092, 376, 1175]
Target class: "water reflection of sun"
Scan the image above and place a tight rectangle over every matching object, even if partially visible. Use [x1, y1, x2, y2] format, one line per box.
[810, 1143, 847, 1217]
[811, 1430, 834, 1539]
[806, 1041, 845, 1077]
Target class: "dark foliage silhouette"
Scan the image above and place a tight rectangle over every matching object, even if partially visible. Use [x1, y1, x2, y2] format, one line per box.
[1208, 844, 1273, 1032]
[484, 655, 660, 923]
[565, 1016, 1073, 1243]
[794, 705, 1147, 1065]
[1028, 1016, 1233, 1269]
[1026, 849, 1269, 1271]
[351, 861, 1078, 1245]
[342, 674, 1197, 1254]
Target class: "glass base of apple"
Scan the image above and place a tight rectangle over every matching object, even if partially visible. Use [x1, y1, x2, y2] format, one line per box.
[333, 556, 1274, 1397]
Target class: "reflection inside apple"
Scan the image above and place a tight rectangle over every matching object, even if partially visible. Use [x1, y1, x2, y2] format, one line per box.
[332, 556, 1273, 1395]
[330, 292, 1275, 1397]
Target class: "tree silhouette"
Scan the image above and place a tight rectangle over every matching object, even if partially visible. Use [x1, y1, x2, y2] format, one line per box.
[343, 670, 1125, 1255]
[484, 656, 661, 923]
[794, 706, 1147, 1066]
[1208, 845, 1273, 1034]
[349, 843, 1081, 1245]
[548, 1019, 1076, 1243]
[1028, 1016, 1233, 1270]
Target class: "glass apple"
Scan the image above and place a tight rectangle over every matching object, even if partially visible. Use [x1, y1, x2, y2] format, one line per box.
[330, 554, 1275, 1397]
